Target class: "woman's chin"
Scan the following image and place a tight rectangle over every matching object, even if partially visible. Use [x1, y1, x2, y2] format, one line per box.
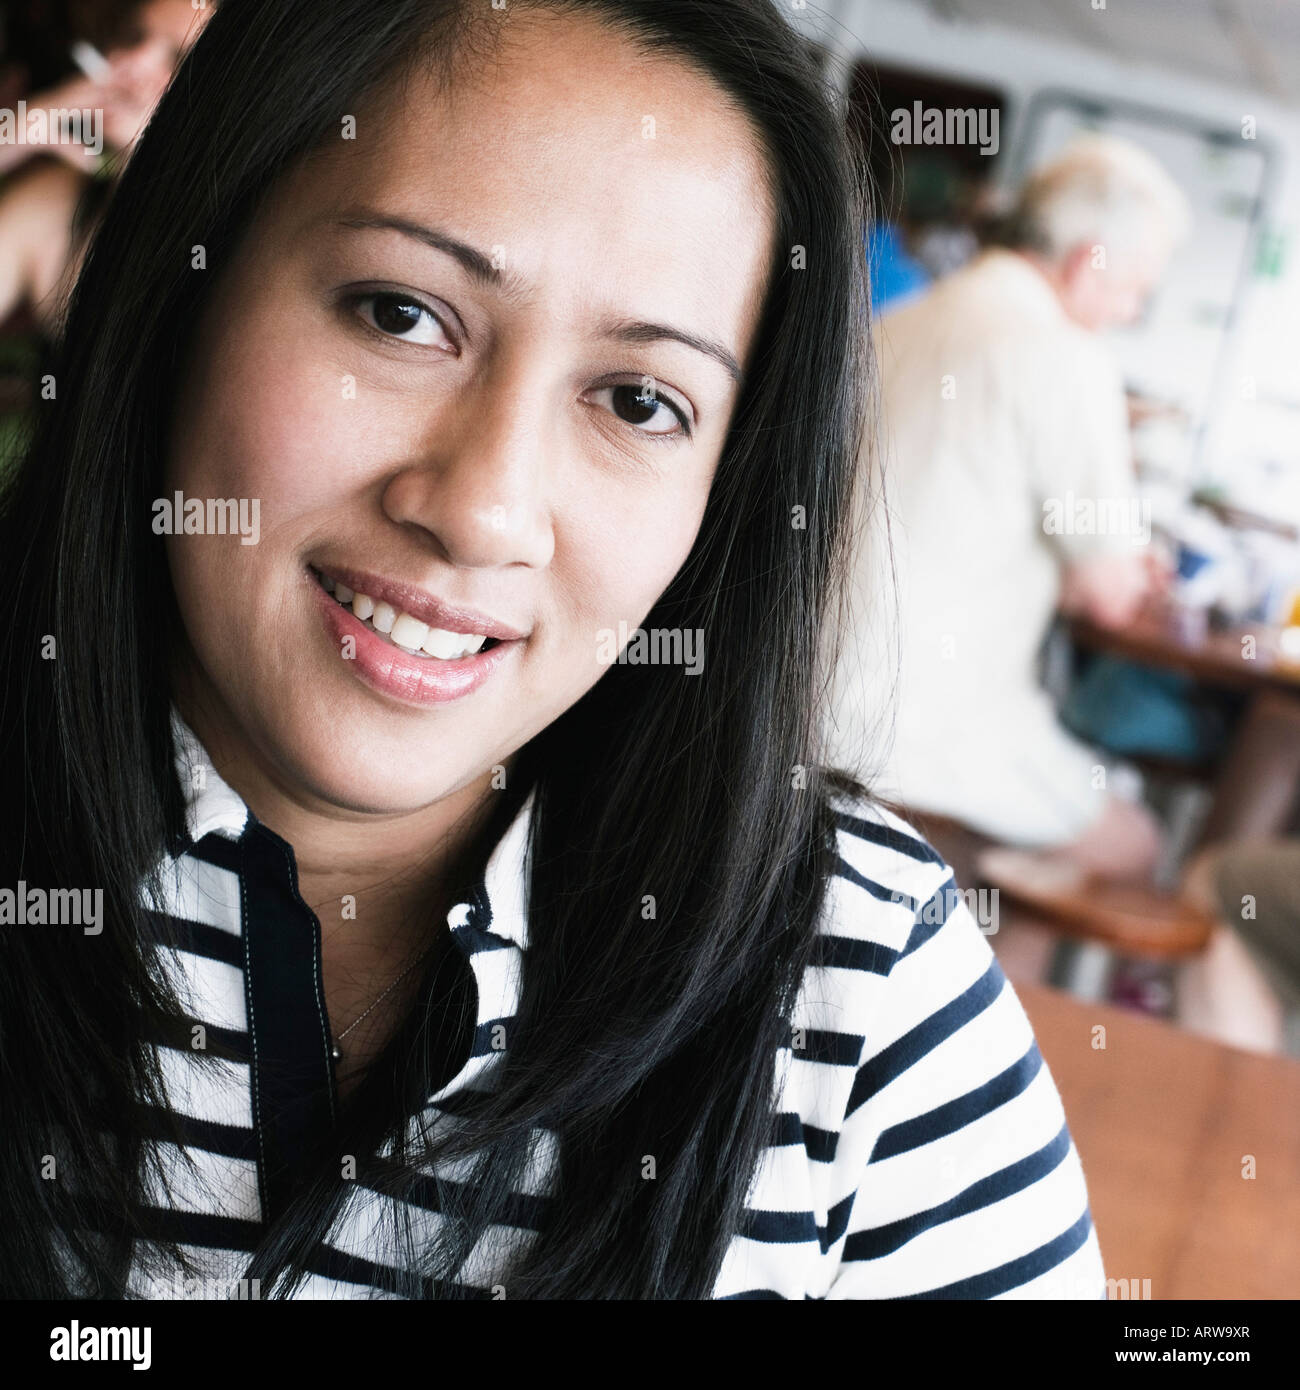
[246, 716, 480, 818]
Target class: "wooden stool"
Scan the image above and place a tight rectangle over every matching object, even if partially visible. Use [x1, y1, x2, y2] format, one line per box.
[976, 847, 1215, 959]
[976, 846, 1215, 1003]
[882, 804, 1215, 999]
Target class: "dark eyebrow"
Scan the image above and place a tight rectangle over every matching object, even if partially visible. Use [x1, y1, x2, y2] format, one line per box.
[333, 212, 744, 386]
[333, 213, 532, 298]
[600, 318, 743, 387]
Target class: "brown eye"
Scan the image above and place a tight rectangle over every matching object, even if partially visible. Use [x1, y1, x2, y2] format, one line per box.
[590, 382, 690, 437]
[356, 293, 453, 349]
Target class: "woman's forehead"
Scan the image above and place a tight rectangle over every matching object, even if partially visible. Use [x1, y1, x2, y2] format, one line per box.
[260, 14, 777, 350]
[351, 9, 774, 202]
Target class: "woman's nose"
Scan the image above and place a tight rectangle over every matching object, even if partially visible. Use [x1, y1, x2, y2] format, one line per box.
[380, 370, 556, 572]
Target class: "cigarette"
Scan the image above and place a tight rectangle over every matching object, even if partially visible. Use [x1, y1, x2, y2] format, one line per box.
[69, 40, 112, 82]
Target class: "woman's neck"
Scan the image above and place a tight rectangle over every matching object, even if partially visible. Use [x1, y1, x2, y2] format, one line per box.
[171, 677, 505, 1091]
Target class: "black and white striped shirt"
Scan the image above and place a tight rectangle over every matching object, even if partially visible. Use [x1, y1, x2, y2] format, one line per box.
[124, 712, 1106, 1299]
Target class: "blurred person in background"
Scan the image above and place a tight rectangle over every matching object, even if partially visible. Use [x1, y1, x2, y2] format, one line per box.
[1174, 838, 1300, 1055]
[829, 134, 1191, 883]
[0, 0, 213, 337]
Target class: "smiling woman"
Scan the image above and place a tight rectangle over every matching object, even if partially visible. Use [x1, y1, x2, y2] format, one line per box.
[0, 0, 1104, 1303]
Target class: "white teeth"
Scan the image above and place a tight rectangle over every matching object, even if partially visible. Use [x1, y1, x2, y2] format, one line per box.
[390, 613, 429, 651]
[420, 629, 488, 659]
[320, 571, 493, 660]
[371, 602, 396, 634]
[422, 627, 465, 659]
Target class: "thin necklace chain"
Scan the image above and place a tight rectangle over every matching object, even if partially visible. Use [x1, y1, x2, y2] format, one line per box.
[331, 939, 437, 1060]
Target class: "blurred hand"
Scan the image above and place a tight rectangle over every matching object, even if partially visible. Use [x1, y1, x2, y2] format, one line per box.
[0, 46, 174, 178]
[0, 72, 106, 174]
[1141, 542, 1175, 599]
[1060, 551, 1157, 630]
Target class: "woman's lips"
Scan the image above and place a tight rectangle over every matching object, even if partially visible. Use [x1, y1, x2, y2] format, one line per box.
[311, 563, 525, 643]
[310, 572, 518, 706]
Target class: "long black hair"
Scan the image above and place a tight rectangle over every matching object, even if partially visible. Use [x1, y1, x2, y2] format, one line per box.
[0, 0, 873, 1299]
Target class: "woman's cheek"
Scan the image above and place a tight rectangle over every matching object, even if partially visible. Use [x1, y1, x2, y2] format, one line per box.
[572, 479, 710, 638]
[213, 359, 364, 511]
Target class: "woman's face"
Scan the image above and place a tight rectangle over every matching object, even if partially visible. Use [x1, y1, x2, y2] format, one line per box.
[165, 10, 776, 815]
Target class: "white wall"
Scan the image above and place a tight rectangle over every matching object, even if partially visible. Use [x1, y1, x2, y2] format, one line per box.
[792, 0, 1300, 525]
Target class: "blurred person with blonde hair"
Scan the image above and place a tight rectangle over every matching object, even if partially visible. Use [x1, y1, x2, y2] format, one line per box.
[828, 133, 1191, 882]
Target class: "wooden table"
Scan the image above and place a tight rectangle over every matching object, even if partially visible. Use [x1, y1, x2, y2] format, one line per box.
[1068, 600, 1300, 845]
[1069, 601, 1300, 696]
[1019, 981, 1300, 1299]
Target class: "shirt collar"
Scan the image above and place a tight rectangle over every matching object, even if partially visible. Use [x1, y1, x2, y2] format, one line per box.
[466, 785, 533, 950]
[169, 704, 533, 950]
[170, 707, 251, 844]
